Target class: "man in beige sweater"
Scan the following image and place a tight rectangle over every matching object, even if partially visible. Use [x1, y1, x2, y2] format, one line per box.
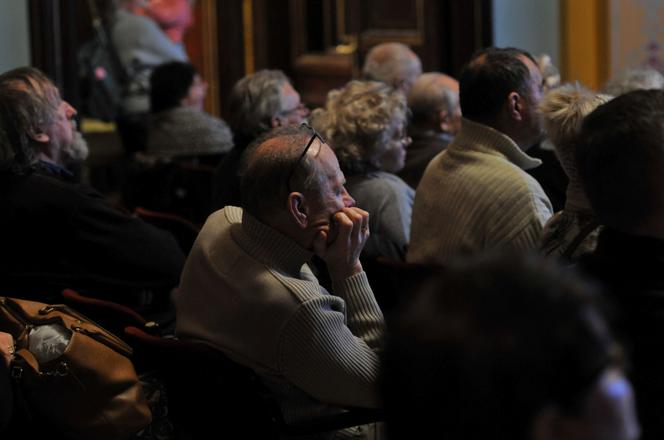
[408, 47, 552, 265]
[176, 125, 383, 435]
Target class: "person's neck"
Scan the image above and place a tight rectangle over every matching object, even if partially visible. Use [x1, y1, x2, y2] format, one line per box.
[36, 151, 62, 167]
[480, 117, 531, 151]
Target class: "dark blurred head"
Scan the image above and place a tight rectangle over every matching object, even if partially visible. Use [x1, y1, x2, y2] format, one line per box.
[577, 89, 664, 234]
[150, 61, 200, 113]
[383, 253, 639, 440]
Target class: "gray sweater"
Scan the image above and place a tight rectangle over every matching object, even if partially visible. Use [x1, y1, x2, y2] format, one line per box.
[408, 118, 552, 265]
[175, 207, 385, 423]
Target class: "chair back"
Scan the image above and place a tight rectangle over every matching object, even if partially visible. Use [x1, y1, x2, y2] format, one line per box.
[124, 326, 280, 439]
[134, 206, 200, 253]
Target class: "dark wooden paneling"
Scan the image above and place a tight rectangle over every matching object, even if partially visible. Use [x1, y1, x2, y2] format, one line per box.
[217, 1, 245, 119]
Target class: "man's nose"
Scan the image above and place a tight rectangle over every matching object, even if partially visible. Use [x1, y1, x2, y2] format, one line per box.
[65, 101, 77, 118]
[343, 190, 355, 208]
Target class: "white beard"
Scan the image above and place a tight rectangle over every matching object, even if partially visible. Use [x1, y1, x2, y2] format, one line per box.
[62, 130, 89, 163]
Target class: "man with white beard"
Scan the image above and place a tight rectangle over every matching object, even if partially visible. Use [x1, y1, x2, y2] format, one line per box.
[0, 67, 185, 310]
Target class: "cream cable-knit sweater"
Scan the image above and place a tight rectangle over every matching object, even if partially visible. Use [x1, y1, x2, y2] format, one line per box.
[175, 206, 384, 424]
[407, 119, 553, 265]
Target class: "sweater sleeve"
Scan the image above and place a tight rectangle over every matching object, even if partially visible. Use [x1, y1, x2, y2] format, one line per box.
[278, 272, 384, 409]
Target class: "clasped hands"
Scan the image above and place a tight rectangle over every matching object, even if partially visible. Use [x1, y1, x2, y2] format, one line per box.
[313, 207, 370, 281]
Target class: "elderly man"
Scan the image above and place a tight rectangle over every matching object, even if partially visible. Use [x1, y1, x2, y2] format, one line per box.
[407, 47, 552, 265]
[0, 67, 184, 309]
[578, 89, 664, 440]
[176, 125, 383, 434]
[399, 72, 461, 188]
[212, 69, 309, 210]
[362, 42, 422, 94]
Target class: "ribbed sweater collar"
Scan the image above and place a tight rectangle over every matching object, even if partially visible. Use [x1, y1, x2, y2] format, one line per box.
[236, 208, 313, 276]
[452, 118, 542, 171]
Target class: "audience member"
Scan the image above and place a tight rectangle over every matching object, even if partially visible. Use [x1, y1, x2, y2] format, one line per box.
[176, 125, 383, 438]
[145, 0, 194, 44]
[602, 67, 664, 97]
[408, 47, 552, 265]
[311, 81, 413, 261]
[362, 42, 422, 94]
[527, 53, 569, 211]
[577, 89, 664, 439]
[112, 0, 189, 155]
[147, 61, 232, 159]
[539, 84, 612, 260]
[0, 67, 184, 309]
[383, 253, 640, 440]
[400, 72, 460, 188]
[212, 69, 308, 210]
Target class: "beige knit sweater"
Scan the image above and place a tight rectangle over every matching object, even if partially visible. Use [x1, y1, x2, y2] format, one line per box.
[407, 119, 553, 265]
[175, 206, 384, 424]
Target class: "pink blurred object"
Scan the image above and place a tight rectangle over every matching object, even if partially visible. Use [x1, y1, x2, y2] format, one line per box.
[94, 66, 107, 80]
[147, 0, 193, 43]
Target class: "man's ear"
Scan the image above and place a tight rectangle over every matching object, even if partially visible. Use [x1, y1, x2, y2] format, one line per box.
[271, 115, 283, 128]
[287, 192, 308, 229]
[438, 109, 451, 132]
[507, 91, 525, 122]
[28, 127, 50, 144]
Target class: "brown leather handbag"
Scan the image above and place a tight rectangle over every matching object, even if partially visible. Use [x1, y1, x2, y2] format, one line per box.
[0, 296, 151, 440]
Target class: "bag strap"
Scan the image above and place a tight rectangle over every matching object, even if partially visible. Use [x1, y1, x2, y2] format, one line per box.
[9, 349, 40, 423]
[562, 220, 600, 261]
[87, 0, 129, 85]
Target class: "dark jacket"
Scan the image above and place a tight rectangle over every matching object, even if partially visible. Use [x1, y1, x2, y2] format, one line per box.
[580, 228, 664, 440]
[0, 163, 185, 309]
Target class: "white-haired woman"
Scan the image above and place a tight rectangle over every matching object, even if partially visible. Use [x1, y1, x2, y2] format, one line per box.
[539, 83, 613, 260]
[311, 80, 413, 261]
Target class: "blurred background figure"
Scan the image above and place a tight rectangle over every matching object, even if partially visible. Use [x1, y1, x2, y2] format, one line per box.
[400, 72, 461, 189]
[147, 61, 232, 160]
[383, 253, 640, 440]
[539, 83, 612, 261]
[577, 89, 664, 440]
[146, 0, 194, 44]
[362, 42, 422, 94]
[526, 53, 569, 213]
[111, 0, 192, 155]
[602, 67, 664, 96]
[311, 80, 413, 261]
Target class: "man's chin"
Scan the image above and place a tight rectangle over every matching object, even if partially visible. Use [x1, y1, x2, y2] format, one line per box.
[62, 131, 89, 163]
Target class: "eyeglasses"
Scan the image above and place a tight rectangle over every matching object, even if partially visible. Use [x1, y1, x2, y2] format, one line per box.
[286, 123, 325, 193]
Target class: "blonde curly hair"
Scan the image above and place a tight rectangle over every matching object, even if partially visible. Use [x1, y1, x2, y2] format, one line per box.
[310, 80, 408, 175]
[539, 83, 612, 178]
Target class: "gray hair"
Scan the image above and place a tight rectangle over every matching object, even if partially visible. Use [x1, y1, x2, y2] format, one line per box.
[602, 68, 664, 96]
[408, 72, 459, 125]
[240, 125, 324, 220]
[228, 69, 291, 147]
[362, 43, 422, 90]
[0, 67, 60, 174]
[310, 80, 408, 175]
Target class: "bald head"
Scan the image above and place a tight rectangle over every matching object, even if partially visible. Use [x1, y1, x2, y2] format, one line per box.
[408, 72, 461, 134]
[363, 42, 422, 93]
